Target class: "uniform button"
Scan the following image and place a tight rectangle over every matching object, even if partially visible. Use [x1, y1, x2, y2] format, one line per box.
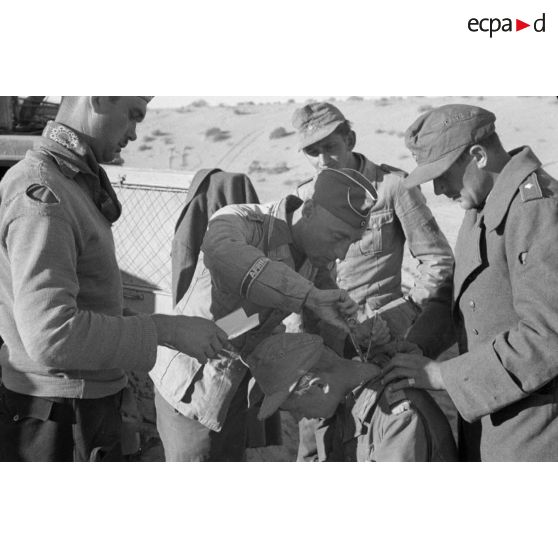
[13, 414, 20, 422]
[473, 329, 479, 335]
[469, 300, 475, 309]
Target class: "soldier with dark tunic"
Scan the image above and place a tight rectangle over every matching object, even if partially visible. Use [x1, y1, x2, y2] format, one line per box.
[383, 104, 558, 461]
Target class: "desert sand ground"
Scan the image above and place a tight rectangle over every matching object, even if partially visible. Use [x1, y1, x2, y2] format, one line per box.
[124, 96, 557, 461]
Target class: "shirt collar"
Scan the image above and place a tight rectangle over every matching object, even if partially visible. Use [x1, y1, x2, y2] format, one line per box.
[38, 121, 122, 223]
[484, 146, 542, 231]
[267, 195, 303, 250]
[39, 121, 100, 179]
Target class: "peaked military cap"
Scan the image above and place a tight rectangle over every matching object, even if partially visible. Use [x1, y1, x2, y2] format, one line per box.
[313, 167, 377, 229]
[292, 102, 348, 150]
[404, 104, 496, 189]
[247, 333, 324, 420]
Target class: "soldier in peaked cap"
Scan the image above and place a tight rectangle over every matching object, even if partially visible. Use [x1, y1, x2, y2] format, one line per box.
[151, 168, 377, 461]
[383, 104, 558, 461]
[0, 97, 229, 461]
[247, 333, 457, 462]
[291, 101, 455, 461]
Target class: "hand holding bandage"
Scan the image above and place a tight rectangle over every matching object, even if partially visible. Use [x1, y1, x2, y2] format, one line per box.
[304, 287, 357, 334]
[353, 313, 392, 351]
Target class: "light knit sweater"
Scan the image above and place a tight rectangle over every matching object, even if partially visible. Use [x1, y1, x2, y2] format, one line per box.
[0, 123, 158, 399]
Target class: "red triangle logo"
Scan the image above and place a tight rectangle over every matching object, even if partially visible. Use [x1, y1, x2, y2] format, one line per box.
[516, 19, 530, 31]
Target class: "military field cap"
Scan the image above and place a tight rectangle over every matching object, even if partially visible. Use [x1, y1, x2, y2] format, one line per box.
[313, 168, 376, 230]
[292, 102, 348, 150]
[138, 96, 154, 103]
[403, 104, 496, 189]
[247, 333, 324, 420]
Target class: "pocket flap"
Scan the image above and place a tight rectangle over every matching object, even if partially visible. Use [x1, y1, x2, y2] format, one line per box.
[2, 390, 54, 422]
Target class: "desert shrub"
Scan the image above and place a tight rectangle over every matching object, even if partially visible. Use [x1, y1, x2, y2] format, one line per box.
[234, 108, 251, 115]
[138, 144, 152, 151]
[287, 99, 296, 104]
[375, 129, 386, 134]
[347, 96, 364, 102]
[375, 97, 392, 107]
[248, 161, 264, 173]
[190, 99, 208, 108]
[152, 129, 169, 137]
[249, 161, 290, 174]
[418, 104, 434, 113]
[205, 127, 231, 142]
[164, 137, 174, 145]
[283, 178, 300, 186]
[269, 127, 294, 140]
[143, 135, 155, 142]
[269, 163, 290, 174]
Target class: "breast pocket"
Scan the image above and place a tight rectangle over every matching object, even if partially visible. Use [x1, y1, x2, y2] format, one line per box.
[355, 210, 395, 257]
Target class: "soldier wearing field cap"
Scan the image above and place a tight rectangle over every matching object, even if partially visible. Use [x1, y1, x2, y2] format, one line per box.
[383, 104, 558, 461]
[0, 97, 231, 461]
[291, 101, 455, 461]
[247, 333, 457, 462]
[151, 168, 377, 461]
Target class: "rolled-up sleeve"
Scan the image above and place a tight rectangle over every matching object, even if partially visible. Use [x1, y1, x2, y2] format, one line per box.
[394, 182, 454, 307]
[202, 211, 313, 314]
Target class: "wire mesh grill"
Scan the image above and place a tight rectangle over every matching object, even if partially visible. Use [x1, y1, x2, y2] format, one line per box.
[112, 184, 189, 292]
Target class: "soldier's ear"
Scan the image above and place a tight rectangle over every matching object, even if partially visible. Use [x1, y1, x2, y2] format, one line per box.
[346, 130, 357, 151]
[90, 97, 102, 113]
[90, 97, 113, 114]
[469, 144, 488, 170]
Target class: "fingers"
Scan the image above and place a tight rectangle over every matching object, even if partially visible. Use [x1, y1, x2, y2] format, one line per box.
[337, 298, 358, 318]
[381, 364, 419, 390]
[215, 326, 230, 344]
[385, 378, 418, 392]
[195, 353, 209, 365]
[380, 367, 409, 385]
[382, 353, 423, 373]
[336, 290, 357, 311]
[333, 317, 351, 334]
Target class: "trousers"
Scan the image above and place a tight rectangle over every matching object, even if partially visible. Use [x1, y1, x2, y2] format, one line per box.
[154, 375, 249, 462]
[0, 386, 123, 462]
